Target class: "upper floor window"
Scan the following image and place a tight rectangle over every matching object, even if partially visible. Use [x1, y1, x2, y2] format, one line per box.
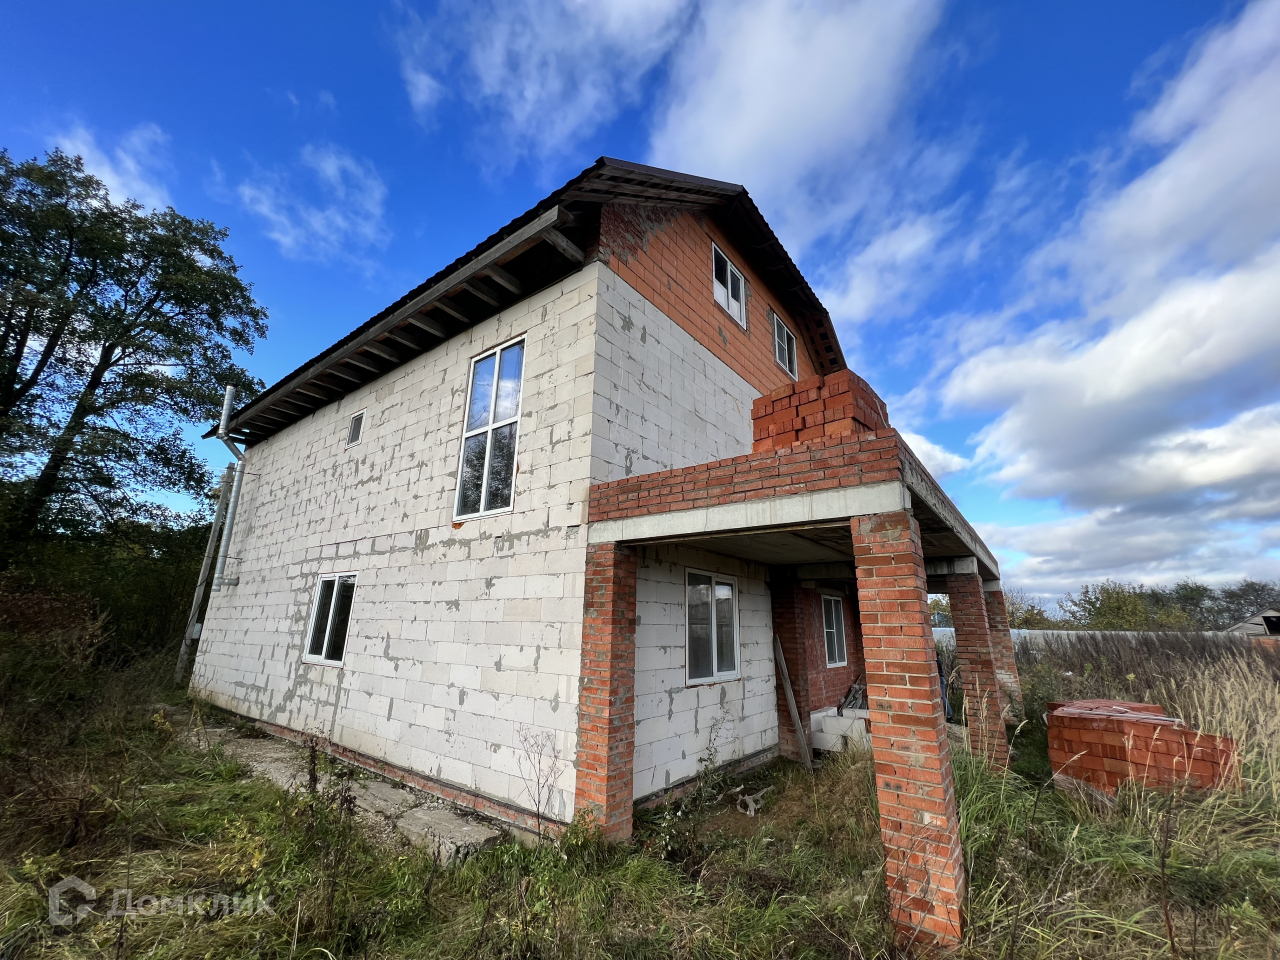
[712, 243, 746, 328]
[456, 338, 525, 518]
[346, 410, 365, 447]
[305, 573, 356, 665]
[822, 595, 847, 667]
[687, 569, 739, 684]
[773, 311, 798, 379]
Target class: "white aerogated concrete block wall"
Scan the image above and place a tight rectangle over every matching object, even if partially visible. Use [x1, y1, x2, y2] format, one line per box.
[589, 265, 780, 797]
[591, 264, 756, 483]
[631, 545, 779, 799]
[191, 263, 607, 823]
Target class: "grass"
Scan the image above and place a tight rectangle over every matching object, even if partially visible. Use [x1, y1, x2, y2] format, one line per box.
[2, 628, 1280, 957]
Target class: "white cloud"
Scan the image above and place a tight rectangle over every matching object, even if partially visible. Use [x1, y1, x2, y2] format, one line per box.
[899, 430, 970, 478]
[945, 0, 1280, 588]
[649, 0, 943, 248]
[238, 144, 388, 262]
[397, 0, 692, 159]
[819, 213, 951, 324]
[52, 123, 172, 210]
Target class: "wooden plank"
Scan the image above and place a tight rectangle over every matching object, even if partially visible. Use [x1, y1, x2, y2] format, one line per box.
[407, 314, 448, 338]
[341, 354, 383, 374]
[295, 385, 330, 401]
[483, 264, 523, 295]
[774, 633, 814, 775]
[385, 327, 427, 350]
[324, 365, 363, 383]
[362, 340, 401, 362]
[460, 279, 501, 307]
[541, 227, 584, 263]
[431, 299, 470, 323]
[225, 205, 564, 435]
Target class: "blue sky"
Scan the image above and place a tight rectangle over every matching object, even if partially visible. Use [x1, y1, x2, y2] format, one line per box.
[4, 0, 1278, 596]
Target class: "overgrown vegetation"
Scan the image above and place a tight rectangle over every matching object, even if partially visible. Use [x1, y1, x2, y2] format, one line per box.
[931, 577, 1280, 631]
[4, 590, 1280, 957]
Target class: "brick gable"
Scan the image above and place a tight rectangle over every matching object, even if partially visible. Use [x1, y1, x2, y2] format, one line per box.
[599, 204, 822, 394]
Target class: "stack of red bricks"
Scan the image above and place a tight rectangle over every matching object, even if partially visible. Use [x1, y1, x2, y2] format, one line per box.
[1048, 699, 1237, 794]
[751, 369, 889, 453]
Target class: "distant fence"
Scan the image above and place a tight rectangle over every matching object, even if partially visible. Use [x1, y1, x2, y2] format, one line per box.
[931, 628, 1249, 648]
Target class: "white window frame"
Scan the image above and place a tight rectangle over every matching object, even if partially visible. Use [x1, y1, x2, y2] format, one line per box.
[712, 243, 747, 329]
[685, 568, 741, 685]
[453, 336, 526, 520]
[773, 311, 798, 379]
[302, 572, 358, 666]
[822, 594, 848, 667]
[346, 409, 366, 448]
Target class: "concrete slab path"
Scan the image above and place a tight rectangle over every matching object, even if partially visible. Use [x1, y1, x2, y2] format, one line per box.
[188, 722, 500, 863]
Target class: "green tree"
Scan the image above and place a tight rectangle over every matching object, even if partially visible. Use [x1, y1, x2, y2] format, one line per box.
[1004, 586, 1062, 629]
[0, 149, 267, 539]
[1058, 579, 1194, 630]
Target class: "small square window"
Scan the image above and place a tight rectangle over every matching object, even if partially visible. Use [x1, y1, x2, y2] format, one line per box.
[305, 574, 356, 664]
[687, 569, 739, 683]
[773, 311, 798, 379]
[822, 595, 847, 667]
[347, 411, 365, 446]
[712, 244, 746, 328]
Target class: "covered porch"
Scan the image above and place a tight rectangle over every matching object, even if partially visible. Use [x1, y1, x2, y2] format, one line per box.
[574, 371, 1021, 947]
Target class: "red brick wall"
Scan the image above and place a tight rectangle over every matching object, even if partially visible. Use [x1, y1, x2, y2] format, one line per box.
[852, 510, 965, 946]
[752, 370, 889, 453]
[946, 572, 1009, 767]
[804, 590, 863, 712]
[589, 370, 900, 524]
[598, 204, 828, 394]
[769, 578, 813, 761]
[1048, 700, 1237, 794]
[983, 587, 1023, 713]
[574, 542, 639, 839]
[590, 430, 902, 522]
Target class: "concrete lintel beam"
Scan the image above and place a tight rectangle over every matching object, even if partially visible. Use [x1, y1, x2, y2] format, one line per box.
[982, 578, 1003, 593]
[587, 481, 909, 545]
[924, 556, 978, 577]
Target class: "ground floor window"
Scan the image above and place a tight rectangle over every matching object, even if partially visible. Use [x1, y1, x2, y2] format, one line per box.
[822, 595, 847, 667]
[687, 569, 738, 683]
[305, 573, 356, 664]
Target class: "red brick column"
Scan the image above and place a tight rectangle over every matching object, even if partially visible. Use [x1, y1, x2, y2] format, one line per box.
[982, 583, 1023, 716]
[575, 542, 638, 840]
[852, 512, 965, 947]
[947, 573, 1010, 767]
[769, 576, 813, 762]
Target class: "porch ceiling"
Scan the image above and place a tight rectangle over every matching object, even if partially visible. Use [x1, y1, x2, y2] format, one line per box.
[603, 491, 997, 578]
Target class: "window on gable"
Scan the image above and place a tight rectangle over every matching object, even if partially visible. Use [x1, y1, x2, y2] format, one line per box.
[822, 595, 847, 667]
[306, 574, 356, 664]
[347, 411, 365, 446]
[456, 338, 525, 518]
[687, 569, 739, 683]
[712, 244, 746, 328]
[773, 311, 798, 379]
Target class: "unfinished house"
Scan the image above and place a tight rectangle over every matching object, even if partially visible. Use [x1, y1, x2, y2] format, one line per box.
[190, 158, 1022, 945]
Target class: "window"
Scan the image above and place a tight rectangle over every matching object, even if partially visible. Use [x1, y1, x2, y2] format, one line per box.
[346, 411, 365, 446]
[305, 574, 356, 664]
[822, 595, 847, 667]
[455, 338, 525, 518]
[773, 311, 798, 379]
[686, 570, 738, 683]
[712, 244, 746, 327]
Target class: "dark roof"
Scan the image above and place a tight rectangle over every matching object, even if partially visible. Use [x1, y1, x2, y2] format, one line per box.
[216, 157, 847, 445]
